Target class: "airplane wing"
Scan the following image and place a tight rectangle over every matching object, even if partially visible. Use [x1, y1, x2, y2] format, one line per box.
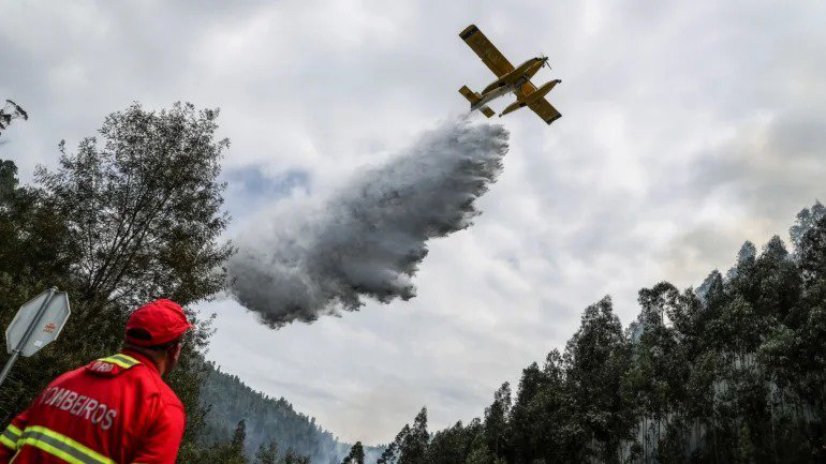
[459, 24, 515, 77]
[517, 81, 537, 98]
[528, 98, 562, 125]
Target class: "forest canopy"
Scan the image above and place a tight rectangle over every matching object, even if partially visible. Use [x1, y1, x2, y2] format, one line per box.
[379, 202, 826, 464]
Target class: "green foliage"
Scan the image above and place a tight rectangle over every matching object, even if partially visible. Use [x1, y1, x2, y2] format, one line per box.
[0, 160, 18, 198]
[483, 383, 511, 459]
[564, 297, 635, 464]
[399, 408, 429, 464]
[426, 420, 481, 464]
[464, 441, 505, 464]
[34, 102, 233, 307]
[0, 160, 98, 424]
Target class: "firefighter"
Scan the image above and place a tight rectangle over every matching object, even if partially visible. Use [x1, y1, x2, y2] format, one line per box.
[0, 298, 193, 463]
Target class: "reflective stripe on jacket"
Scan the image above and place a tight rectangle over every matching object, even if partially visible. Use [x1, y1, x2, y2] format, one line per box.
[0, 351, 185, 464]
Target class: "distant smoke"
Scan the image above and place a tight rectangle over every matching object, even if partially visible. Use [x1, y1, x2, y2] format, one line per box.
[227, 117, 510, 327]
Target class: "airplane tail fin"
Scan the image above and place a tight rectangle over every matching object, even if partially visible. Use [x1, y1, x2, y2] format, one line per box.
[459, 85, 480, 105]
[459, 85, 495, 118]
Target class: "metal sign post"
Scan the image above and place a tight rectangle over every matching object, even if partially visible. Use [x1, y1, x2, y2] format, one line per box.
[0, 288, 72, 388]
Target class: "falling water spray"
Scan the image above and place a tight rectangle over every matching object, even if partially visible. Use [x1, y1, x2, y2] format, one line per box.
[227, 117, 510, 327]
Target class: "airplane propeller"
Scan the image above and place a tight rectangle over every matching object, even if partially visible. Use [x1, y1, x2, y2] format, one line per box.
[539, 53, 552, 71]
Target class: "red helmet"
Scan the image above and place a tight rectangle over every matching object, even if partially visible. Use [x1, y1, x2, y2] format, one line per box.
[125, 299, 193, 347]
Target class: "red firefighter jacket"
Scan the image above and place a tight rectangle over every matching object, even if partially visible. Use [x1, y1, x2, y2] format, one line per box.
[0, 351, 185, 464]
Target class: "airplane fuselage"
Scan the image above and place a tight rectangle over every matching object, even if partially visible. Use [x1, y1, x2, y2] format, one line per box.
[459, 24, 562, 125]
[470, 57, 546, 111]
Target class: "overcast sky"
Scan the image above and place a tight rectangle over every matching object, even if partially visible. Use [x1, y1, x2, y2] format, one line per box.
[1, 0, 825, 446]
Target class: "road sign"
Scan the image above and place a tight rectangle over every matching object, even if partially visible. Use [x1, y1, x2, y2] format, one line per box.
[0, 288, 71, 388]
[6, 289, 71, 357]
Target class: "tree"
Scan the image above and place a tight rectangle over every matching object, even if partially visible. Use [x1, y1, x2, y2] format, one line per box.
[771, 213, 826, 460]
[483, 383, 511, 460]
[35, 102, 233, 308]
[231, 419, 247, 456]
[255, 440, 279, 464]
[627, 283, 688, 460]
[377, 425, 408, 464]
[790, 201, 826, 250]
[341, 441, 365, 464]
[282, 449, 311, 464]
[0, 159, 76, 424]
[464, 446, 503, 464]
[0, 159, 72, 291]
[198, 419, 248, 464]
[508, 363, 543, 463]
[426, 421, 480, 464]
[563, 296, 634, 464]
[0, 159, 18, 198]
[399, 408, 429, 464]
[798, 215, 826, 286]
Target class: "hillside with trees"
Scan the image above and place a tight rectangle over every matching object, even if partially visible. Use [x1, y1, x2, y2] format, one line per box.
[379, 202, 826, 463]
[198, 364, 385, 463]
[200, 363, 348, 463]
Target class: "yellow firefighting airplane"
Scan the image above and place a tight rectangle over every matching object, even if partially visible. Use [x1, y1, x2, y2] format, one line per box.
[459, 24, 562, 125]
